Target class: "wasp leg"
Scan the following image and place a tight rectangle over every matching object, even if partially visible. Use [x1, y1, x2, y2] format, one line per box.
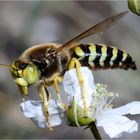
[54, 76, 63, 102]
[69, 58, 87, 116]
[38, 83, 53, 131]
[53, 76, 67, 109]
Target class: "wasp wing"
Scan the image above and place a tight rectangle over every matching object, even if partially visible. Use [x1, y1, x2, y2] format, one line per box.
[54, 11, 128, 53]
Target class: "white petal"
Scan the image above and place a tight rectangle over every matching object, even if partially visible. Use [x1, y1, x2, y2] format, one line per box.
[103, 101, 140, 116]
[97, 114, 138, 138]
[20, 100, 42, 118]
[63, 67, 96, 107]
[20, 99, 66, 128]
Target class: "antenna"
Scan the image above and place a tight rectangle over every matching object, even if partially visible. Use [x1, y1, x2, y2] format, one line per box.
[0, 63, 15, 70]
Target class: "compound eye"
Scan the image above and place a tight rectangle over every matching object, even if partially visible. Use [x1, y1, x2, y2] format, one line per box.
[23, 64, 38, 84]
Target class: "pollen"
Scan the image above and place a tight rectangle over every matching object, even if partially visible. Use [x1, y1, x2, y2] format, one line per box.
[29, 67, 34, 72]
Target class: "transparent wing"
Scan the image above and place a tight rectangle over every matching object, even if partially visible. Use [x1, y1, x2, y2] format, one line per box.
[54, 11, 128, 53]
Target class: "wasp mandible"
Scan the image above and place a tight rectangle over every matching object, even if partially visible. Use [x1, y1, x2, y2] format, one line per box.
[0, 11, 136, 130]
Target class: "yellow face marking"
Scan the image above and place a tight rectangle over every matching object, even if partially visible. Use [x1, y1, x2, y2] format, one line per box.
[18, 70, 23, 77]
[75, 47, 85, 57]
[88, 44, 96, 62]
[111, 47, 118, 62]
[122, 52, 128, 62]
[99, 44, 107, 66]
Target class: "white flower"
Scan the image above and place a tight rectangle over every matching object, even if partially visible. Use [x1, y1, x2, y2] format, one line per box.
[20, 66, 140, 138]
[63, 67, 140, 138]
[20, 99, 66, 128]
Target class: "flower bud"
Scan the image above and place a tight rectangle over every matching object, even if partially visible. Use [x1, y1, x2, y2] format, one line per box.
[128, 0, 140, 16]
[66, 99, 94, 126]
[15, 78, 28, 86]
[23, 64, 38, 84]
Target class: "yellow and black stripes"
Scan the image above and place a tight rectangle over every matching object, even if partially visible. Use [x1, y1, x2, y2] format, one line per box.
[71, 43, 136, 70]
[92, 44, 102, 67]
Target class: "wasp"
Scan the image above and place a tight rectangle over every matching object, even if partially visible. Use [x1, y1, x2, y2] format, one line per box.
[0, 11, 136, 130]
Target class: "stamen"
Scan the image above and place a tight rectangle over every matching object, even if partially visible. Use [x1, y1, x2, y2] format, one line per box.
[90, 83, 118, 118]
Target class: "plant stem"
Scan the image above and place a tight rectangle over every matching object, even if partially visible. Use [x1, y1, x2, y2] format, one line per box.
[89, 122, 101, 140]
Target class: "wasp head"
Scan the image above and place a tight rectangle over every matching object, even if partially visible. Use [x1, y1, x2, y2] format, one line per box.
[10, 60, 39, 96]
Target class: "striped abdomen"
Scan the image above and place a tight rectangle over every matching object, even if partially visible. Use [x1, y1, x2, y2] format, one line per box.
[70, 43, 136, 70]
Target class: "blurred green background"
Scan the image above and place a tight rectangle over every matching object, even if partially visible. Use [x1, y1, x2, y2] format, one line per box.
[0, 1, 140, 139]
